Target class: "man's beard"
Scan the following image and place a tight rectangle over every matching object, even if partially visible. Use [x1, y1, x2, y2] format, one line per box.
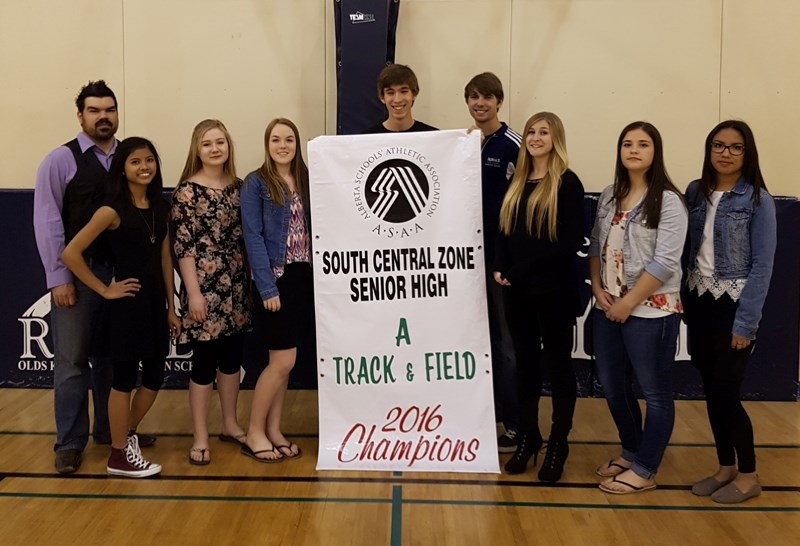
[91, 122, 116, 140]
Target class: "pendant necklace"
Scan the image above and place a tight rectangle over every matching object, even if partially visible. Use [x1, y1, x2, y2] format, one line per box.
[137, 208, 156, 244]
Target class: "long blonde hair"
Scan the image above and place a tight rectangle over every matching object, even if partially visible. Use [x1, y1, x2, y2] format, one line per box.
[179, 119, 237, 182]
[498, 112, 568, 241]
[256, 118, 309, 206]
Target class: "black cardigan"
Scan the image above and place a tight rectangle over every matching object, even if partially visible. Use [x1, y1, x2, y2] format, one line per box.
[493, 169, 585, 295]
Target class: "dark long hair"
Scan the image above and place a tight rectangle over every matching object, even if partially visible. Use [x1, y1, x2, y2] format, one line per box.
[107, 137, 164, 210]
[699, 120, 766, 204]
[611, 121, 681, 228]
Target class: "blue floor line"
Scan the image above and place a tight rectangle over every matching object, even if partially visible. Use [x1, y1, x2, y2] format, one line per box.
[0, 490, 796, 514]
[391, 471, 403, 546]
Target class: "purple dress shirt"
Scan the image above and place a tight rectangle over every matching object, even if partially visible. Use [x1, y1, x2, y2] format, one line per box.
[33, 132, 117, 288]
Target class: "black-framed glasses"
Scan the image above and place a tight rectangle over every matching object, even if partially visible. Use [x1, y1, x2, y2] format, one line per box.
[711, 141, 744, 156]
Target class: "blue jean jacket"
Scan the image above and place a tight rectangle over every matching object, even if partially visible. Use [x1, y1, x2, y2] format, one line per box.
[589, 186, 688, 295]
[684, 178, 776, 339]
[240, 170, 311, 300]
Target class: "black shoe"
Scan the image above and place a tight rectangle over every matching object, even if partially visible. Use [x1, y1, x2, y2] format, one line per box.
[55, 449, 83, 474]
[497, 429, 518, 454]
[537, 436, 570, 482]
[129, 430, 157, 448]
[503, 433, 543, 474]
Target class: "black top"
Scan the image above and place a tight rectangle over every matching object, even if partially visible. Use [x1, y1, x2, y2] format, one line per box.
[96, 198, 170, 360]
[493, 169, 585, 295]
[364, 120, 438, 134]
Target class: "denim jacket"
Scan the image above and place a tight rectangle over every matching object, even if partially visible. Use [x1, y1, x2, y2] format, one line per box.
[684, 178, 776, 339]
[240, 170, 311, 300]
[589, 185, 688, 295]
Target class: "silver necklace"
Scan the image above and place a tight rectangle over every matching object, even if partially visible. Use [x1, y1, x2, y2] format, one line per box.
[136, 208, 156, 244]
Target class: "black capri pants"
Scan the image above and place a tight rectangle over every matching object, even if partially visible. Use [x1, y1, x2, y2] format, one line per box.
[190, 333, 245, 385]
[112, 358, 164, 392]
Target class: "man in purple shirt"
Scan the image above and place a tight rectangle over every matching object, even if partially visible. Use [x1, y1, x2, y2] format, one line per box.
[33, 80, 120, 473]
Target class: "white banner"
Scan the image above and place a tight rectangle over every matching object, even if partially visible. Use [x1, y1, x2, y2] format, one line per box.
[308, 129, 498, 473]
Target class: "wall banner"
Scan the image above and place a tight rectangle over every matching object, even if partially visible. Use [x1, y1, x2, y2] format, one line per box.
[308, 130, 499, 472]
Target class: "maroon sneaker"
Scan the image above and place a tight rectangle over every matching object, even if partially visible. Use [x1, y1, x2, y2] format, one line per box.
[107, 436, 161, 478]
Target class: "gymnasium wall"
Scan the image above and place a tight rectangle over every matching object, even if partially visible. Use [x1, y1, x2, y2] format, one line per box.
[1, 1, 797, 398]
[1, 0, 798, 195]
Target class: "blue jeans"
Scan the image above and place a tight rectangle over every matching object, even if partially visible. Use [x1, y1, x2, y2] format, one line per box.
[486, 271, 518, 431]
[50, 263, 113, 451]
[592, 310, 679, 479]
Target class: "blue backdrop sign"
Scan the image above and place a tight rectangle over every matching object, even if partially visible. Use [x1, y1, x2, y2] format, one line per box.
[2, 190, 798, 400]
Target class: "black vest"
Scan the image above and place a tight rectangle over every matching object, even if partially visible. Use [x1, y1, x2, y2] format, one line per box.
[62, 139, 113, 261]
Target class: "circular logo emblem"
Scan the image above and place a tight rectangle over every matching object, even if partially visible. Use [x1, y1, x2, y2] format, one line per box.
[364, 159, 430, 223]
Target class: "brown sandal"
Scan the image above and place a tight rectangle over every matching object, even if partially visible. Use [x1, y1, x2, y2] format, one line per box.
[275, 443, 302, 460]
[188, 447, 211, 466]
[218, 433, 247, 447]
[595, 459, 630, 477]
[240, 444, 284, 463]
[599, 475, 656, 495]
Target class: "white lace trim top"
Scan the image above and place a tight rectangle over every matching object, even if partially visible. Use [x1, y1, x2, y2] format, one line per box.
[689, 190, 746, 301]
[688, 268, 746, 301]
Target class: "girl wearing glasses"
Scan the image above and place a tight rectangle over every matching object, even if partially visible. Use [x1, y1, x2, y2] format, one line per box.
[683, 120, 776, 503]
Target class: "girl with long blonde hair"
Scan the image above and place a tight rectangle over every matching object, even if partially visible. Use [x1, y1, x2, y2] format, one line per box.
[493, 112, 585, 481]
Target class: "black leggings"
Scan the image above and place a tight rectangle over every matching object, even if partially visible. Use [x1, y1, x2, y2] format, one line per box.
[505, 288, 577, 441]
[112, 357, 164, 392]
[686, 289, 755, 473]
[190, 334, 244, 385]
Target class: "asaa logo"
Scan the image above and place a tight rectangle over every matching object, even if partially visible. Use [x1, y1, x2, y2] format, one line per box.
[364, 159, 430, 223]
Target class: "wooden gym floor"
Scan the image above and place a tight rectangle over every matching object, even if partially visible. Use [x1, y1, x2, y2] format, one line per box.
[0, 389, 798, 545]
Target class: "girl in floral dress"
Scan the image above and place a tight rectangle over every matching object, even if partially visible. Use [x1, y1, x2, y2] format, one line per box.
[588, 122, 687, 494]
[172, 119, 251, 465]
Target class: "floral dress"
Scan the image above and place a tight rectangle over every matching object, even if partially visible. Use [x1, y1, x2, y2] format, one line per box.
[171, 180, 251, 342]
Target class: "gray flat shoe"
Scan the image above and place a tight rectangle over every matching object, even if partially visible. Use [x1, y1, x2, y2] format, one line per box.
[711, 481, 762, 504]
[691, 474, 736, 496]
